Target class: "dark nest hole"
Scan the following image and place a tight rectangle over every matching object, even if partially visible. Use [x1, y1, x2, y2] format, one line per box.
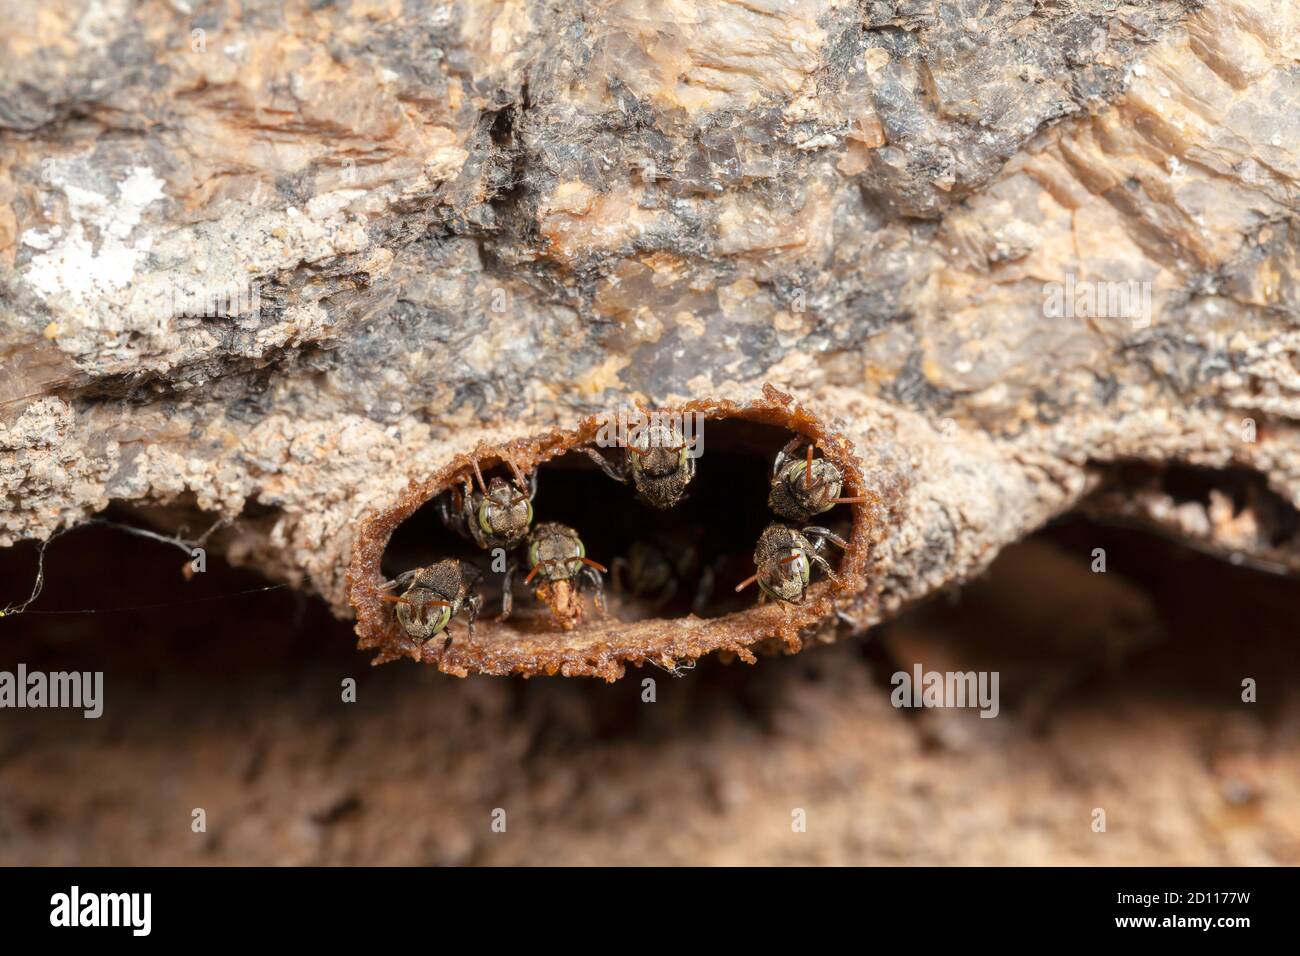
[1158, 464, 1300, 546]
[380, 418, 854, 627]
[1099, 461, 1300, 550]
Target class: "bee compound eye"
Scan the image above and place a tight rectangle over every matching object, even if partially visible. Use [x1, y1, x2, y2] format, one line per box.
[816, 459, 839, 483]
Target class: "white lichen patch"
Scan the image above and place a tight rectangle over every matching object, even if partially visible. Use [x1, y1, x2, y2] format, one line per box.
[22, 165, 166, 311]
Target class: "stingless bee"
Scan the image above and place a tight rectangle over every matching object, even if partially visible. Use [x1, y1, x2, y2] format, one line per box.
[734, 522, 847, 605]
[768, 437, 868, 523]
[501, 521, 607, 629]
[438, 456, 536, 550]
[379, 560, 484, 649]
[582, 421, 697, 509]
[611, 537, 715, 615]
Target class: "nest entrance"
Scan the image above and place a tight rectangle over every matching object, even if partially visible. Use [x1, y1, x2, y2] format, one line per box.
[385, 419, 840, 625]
[349, 388, 880, 680]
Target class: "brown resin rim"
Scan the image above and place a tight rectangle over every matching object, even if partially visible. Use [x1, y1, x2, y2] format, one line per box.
[347, 384, 885, 680]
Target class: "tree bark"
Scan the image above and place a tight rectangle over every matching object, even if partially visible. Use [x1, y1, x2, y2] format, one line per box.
[2, 0, 1297, 676]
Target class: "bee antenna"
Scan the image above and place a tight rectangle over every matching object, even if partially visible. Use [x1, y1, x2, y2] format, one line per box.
[734, 572, 760, 593]
[506, 455, 529, 493]
[469, 457, 489, 495]
[580, 557, 607, 574]
[805, 445, 814, 490]
[832, 496, 870, 504]
[524, 563, 544, 585]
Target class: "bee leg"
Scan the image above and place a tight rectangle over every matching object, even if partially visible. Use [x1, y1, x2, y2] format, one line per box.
[526, 468, 539, 501]
[438, 481, 476, 541]
[388, 568, 420, 591]
[436, 493, 455, 530]
[497, 561, 515, 622]
[464, 585, 483, 645]
[801, 526, 849, 552]
[773, 436, 803, 478]
[583, 565, 607, 614]
[581, 445, 630, 483]
[808, 551, 842, 586]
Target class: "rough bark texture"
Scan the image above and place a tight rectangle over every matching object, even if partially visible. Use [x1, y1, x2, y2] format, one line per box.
[2, 0, 1299, 675]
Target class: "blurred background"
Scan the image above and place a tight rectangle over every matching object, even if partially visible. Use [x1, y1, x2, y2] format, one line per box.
[0, 515, 1296, 865]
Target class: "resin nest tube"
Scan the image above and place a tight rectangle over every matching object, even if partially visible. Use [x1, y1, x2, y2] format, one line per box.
[348, 386, 892, 680]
